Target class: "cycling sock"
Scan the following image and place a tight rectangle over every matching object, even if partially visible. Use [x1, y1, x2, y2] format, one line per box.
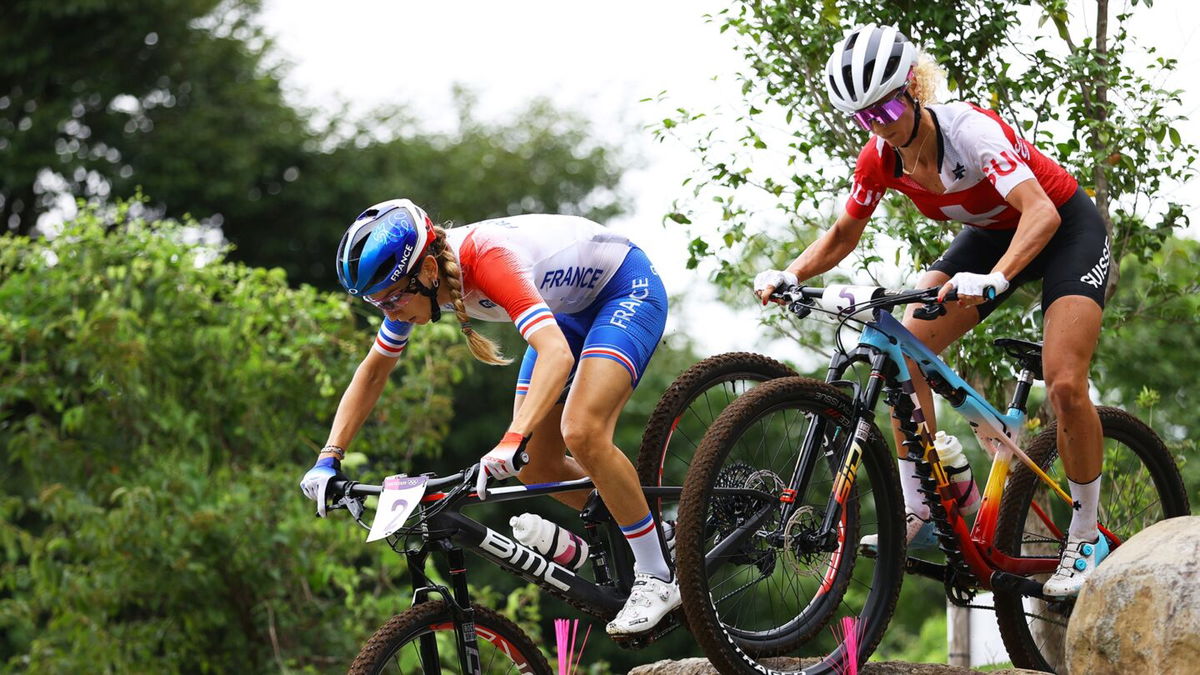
[621, 512, 672, 582]
[898, 458, 931, 519]
[1067, 475, 1102, 541]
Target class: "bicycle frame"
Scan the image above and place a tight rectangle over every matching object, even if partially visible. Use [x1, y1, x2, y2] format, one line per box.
[817, 308, 1083, 591]
[342, 475, 692, 672]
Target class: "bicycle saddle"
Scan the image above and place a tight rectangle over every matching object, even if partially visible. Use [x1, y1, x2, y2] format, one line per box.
[993, 338, 1044, 380]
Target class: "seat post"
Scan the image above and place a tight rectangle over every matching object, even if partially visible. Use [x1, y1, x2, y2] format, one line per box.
[1008, 369, 1035, 413]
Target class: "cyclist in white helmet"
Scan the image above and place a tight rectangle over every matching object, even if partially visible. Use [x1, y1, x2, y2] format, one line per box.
[756, 24, 1113, 598]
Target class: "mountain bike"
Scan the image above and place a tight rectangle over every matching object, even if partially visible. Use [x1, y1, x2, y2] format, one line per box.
[674, 284, 1189, 674]
[320, 352, 793, 673]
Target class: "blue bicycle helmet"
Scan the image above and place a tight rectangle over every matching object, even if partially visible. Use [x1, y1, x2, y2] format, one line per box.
[335, 199, 435, 296]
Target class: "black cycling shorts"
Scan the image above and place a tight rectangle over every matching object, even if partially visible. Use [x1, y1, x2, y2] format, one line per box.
[929, 187, 1111, 321]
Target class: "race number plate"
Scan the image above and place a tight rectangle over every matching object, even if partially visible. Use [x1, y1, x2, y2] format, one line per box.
[366, 475, 428, 543]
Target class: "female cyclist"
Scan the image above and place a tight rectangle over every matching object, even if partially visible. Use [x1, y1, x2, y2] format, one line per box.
[299, 199, 679, 634]
[754, 24, 1112, 597]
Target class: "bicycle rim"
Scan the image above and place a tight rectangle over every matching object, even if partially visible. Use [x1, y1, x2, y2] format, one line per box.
[677, 377, 904, 674]
[349, 601, 552, 675]
[993, 406, 1190, 672]
[637, 352, 795, 524]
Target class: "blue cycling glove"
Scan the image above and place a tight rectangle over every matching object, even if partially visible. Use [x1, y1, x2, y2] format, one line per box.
[300, 456, 346, 517]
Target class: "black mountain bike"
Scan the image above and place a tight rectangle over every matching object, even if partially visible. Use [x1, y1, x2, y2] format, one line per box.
[321, 351, 795, 674]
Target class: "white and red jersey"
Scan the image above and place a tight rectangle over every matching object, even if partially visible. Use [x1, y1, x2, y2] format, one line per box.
[844, 102, 1078, 230]
[372, 215, 634, 358]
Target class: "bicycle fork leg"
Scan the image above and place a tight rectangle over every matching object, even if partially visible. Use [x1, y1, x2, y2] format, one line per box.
[817, 353, 889, 540]
[447, 547, 483, 675]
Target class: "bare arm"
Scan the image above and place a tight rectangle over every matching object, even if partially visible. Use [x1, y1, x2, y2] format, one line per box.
[507, 325, 574, 437]
[990, 178, 1061, 280]
[755, 211, 871, 302]
[320, 349, 402, 459]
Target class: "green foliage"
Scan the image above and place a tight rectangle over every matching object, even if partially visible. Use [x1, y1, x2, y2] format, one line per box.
[0, 2, 627, 290]
[654, 1, 1195, 366]
[651, 0, 1198, 665]
[0, 201, 465, 672]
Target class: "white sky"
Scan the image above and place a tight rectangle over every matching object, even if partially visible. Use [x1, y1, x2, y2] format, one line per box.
[261, 0, 1200, 357]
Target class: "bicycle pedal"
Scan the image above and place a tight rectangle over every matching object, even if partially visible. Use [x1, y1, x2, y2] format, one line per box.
[607, 612, 682, 649]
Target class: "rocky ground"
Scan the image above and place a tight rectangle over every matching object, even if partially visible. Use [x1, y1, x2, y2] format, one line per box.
[629, 658, 1044, 674]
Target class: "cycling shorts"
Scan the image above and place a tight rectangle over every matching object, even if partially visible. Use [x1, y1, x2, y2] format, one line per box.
[929, 187, 1111, 321]
[516, 246, 667, 395]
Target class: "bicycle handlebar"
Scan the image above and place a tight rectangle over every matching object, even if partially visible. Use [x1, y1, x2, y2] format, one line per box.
[768, 283, 962, 322]
[331, 466, 473, 500]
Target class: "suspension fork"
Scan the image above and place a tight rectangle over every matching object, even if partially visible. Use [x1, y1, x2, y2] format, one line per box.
[810, 351, 890, 546]
[411, 545, 483, 674]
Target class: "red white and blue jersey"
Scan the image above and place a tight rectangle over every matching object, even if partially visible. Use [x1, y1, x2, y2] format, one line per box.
[372, 215, 634, 358]
[844, 102, 1078, 230]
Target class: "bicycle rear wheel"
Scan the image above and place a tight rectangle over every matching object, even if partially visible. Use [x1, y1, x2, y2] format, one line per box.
[349, 600, 552, 675]
[676, 376, 905, 674]
[637, 352, 795, 522]
[993, 406, 1189, 673]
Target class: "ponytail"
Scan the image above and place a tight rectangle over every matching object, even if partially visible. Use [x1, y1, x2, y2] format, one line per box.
[433, 225, 512, 366]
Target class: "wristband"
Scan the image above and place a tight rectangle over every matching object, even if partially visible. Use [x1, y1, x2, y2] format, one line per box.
[501, 432, 526, 444]
[320, 445, 346, 460]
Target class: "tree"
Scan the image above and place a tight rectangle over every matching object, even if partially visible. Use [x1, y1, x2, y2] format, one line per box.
[654, 0, 1195, 399]
[0, 1, 627, 290]
[257, 91, 626, 289]
[651, 0, 1197, 663]
[0, 201, 467, 671]
[0, 0, 311, 235]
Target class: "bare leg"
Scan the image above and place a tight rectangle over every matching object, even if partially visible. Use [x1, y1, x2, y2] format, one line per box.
[559, 358, 647, 526]
[889, 271, 980, 518]
[514, 399, 591, 510]
[1041, 295, 1104, 538]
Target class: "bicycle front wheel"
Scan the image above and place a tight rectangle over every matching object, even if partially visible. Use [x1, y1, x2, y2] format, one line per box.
[637, 352, 795, 522]
[676, 376, 905, 675]
[349, 600, 552, 675]
[993, 406, 1190, 673]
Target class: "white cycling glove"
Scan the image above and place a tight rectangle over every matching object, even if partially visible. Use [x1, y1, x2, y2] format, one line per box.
[753, 270, 799, 302]
[475, 432, 530, 500]
[944, 271, 1009, 300]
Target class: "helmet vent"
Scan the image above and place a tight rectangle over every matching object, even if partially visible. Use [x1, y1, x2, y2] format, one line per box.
[840, 65, 855, 98]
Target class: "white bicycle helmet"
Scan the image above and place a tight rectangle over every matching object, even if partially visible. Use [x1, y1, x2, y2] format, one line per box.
[825, 23, 917, 113]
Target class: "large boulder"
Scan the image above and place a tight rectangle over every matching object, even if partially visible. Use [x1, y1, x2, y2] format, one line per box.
[1067, 515, 1200, 674]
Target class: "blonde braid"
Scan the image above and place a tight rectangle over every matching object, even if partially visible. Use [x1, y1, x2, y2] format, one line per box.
[434, 225, 512, 366]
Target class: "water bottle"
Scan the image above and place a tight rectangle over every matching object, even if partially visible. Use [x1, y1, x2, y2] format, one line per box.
[510, 513, 590, 570]
[934, 431, 981, 516]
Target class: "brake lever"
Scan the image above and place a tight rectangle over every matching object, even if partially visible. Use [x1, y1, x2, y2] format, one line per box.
[787, 299, 813, 319]
[912, 302, 947, 321]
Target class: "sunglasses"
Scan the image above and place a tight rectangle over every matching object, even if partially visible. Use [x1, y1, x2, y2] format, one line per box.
[851, 85, 910, 130]
[364, 274, 423, 311]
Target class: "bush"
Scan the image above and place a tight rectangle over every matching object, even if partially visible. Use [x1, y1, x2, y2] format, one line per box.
[0, 201, 463, 672]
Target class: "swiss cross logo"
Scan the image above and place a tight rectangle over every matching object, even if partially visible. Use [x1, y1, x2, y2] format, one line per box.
[982, 151, 1022, 186]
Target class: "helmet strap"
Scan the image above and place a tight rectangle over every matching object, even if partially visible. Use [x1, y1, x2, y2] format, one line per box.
[415, 276, 441, 322]
[899, 93, 922, 149]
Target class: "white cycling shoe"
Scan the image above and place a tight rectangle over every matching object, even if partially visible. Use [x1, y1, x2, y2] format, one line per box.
[605, 573, 681, 636]
[1043, 530, 1111, 598]
[860, 509, 938, 553]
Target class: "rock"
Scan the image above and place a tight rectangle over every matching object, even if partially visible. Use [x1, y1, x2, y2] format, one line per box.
[628, 657, 1043, 674]
[1067, 515, 1200, 675]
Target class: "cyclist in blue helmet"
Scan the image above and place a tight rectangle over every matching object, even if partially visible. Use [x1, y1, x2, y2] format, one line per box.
[302, 199, 681, 636]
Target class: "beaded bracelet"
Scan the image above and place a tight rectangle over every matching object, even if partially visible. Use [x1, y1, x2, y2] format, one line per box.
[320, 445, 346, 460]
